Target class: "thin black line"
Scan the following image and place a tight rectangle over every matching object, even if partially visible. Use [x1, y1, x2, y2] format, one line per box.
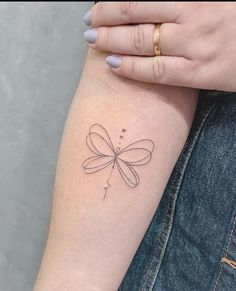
[82, 124, 155, 198]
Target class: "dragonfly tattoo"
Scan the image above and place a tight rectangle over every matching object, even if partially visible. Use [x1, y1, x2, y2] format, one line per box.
[82, 124, 155, 199]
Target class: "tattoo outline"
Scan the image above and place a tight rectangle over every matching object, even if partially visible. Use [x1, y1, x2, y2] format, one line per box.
[82, 124, 154, 199]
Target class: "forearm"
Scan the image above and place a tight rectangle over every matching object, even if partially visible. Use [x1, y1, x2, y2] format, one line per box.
[34, 49, 198, 291]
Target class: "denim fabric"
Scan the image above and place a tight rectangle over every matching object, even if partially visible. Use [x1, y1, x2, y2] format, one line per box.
[118, 91, 236, 291]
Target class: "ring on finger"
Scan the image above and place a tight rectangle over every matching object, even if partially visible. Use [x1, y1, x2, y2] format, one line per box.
[153, 23, 161, 56]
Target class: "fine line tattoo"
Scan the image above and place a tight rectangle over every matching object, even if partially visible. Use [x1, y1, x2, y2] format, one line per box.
[82, 124, 155, 199]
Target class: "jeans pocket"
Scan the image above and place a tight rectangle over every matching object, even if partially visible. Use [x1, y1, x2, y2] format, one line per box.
[212, 212, 236, 291]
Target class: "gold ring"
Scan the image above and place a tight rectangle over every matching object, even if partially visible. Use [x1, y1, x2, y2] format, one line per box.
[153, 24, 161, 56]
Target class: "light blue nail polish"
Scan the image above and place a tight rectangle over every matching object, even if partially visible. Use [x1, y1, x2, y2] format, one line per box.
[84, 29, 97, 44]
[106, 56, 122, 68]
[83, 10, 92, 26]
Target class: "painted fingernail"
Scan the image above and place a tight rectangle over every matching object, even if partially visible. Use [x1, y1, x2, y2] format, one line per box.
[84, 29, 97, 44]
[83, 10, 92, 26]
[106, 56, 122, 68]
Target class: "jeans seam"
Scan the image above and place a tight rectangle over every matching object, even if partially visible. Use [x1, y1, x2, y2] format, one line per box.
[212, 213, 236, 291]
[224, 215, 236, 261]
[140, 96, 218, 291]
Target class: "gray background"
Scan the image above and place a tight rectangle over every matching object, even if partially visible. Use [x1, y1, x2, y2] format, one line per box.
[0, 2, 91, 290]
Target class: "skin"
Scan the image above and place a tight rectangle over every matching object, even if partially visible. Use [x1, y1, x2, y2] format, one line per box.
[33, 2, 217, 290]
[34, 3, 236, 289]
[87, 2, 236, 91]
[33, 47, 198, 290]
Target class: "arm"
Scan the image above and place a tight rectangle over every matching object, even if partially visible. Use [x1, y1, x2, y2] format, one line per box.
[34, 48, 198, 291]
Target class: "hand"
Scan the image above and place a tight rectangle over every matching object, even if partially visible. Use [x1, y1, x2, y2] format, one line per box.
[83, 2, 236, 92]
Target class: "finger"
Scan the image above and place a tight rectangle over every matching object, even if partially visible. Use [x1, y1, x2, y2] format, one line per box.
[91, 2, 181, 27]
[105, 55, 195, 88]
[85, 23, 183, 57]
[91, 24, 155, 56]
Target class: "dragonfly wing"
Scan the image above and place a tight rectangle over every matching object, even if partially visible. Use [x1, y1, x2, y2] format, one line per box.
[116, 158, 140, 188]
[83, 156, 114, 174]
[87, 124, 115, 156]
[118, 139, 154, 166]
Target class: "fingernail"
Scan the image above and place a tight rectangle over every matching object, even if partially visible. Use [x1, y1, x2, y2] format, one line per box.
[84, 29, 97, 44]
[106, 56, 122, 68]
[83, 10, 92, 26]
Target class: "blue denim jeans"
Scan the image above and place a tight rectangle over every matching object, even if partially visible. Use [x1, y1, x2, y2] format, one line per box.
[118, 90, 236, 291]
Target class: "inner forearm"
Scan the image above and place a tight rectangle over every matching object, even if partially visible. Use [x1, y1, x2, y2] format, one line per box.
[34, 49, 198, 291]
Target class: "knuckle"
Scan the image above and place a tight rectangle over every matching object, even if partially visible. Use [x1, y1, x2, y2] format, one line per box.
[120, 2, 138, 18]
[131, 25, 145, 54]
[93, 2, 104, 24]
[129, 58, 137, 76]
[98, 27, 110, 50]
[187, 59, 199, 85]
[96, 2, 105, 14]
[104, 27, 111, 50]
[152, 57, 164, 82]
